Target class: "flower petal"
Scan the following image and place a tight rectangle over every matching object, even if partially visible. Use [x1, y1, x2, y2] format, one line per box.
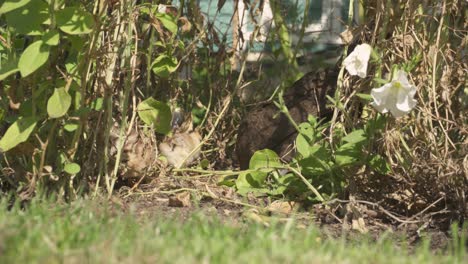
[343, 43, 372, 78]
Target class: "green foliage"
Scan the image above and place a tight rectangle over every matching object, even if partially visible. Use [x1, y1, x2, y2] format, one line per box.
[226, 109, 390, 201]
[151, 54, 178, 78]
[0, 0, 32, 15]
[0, 0, 206, 198]
[64, 162, 81, 174]
[55, 7, 94, 35]
[0, 117, 37, 152]
[47, 87, 71, 118]
[18, 40, 50, 77]
[137, 97, 172, 135]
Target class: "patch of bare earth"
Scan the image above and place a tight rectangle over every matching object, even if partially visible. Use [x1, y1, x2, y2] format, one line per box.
[110, 173, 466, 253]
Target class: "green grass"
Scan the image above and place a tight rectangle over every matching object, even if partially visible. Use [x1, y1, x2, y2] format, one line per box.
[0, 199, 465, 264]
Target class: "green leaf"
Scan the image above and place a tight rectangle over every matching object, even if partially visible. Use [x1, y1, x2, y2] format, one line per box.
[335, 142, 362, 166]
[63, 122, 79, 132]
[235, 171, 269, 196]
[18, 40, 50, 77]
[356, 93, 373, 101]
[0, 117, 37, 152]
[298, 122, 315, 142]
[91, 97, 104, 111]
[42, 30, 60, 46]
[366, 114, 386, 133]
[249, 149, 281, 170]
[4, 0, 48, 35]
[47, 87, 72, 118]
[155, 12, 178, 34]
[64, 162, 81, 174]
[137, 97, 172, 135]
[369, 154, 391, 175]
[56, 7, 94, 35]
[0, 0, 31, 14]
[295, 133, 310, 158]
[0, 60, 19, 81]
[373, 77, 389, 85]
[298, 144, 331, 175]
[217, 175, 236, 187]
[151, 54, 178, 78]
[342, 129, 367, 144]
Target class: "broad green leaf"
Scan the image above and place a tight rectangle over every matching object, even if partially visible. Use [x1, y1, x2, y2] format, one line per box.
[369, 154, 391, 175]
[4, 0, 48, 35]
[56, 7, 94, 35]
[137, 97, 172, 135]
[91, 97, 104, 111]
[217, 175, 236, 187]
[155, 12, 178, 34]
[249, 149, 281, 170]
[151, 54, 178, 78]
[298, 122, 315, 141]
[335, 142, 362, 166]
[47, 87, 72, 118]
[0, 60, 19, 81]
[64, 162, 81, 174]
[0, 0, 31, 14]
[235, 171, 269, 196]
[63, 122, 79, 132]
[295, 133, 310, 158]
[298, 145, 331, 176]
[42, 30, 60, 46]
[366, 114, 386, 133]
[18, 40, 50, 77]
[0, 117, 37, 152]
[342, 129, 367, 144]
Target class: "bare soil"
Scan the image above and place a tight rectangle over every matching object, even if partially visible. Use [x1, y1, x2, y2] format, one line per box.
[111, 174, 466, 254]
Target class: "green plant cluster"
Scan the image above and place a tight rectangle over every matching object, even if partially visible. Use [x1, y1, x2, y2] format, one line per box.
[0, 0, 222, 198]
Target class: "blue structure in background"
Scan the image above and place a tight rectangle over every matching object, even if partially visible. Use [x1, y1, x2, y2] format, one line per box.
[192, 0, 352, 56]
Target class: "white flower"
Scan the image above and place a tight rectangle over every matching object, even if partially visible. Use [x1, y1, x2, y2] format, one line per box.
[343, 43, 372, 78]
[371, 70, 417, 118]
[157, 4, 167, 13]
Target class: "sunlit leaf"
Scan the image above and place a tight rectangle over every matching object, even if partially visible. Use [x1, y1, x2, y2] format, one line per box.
[235, 171, 269, 196]
[42, 30, 60, 46]
[296, 133, 310, 158]
[249, 149, 281, 170]
[64, 162, 81, 174]
[155, 12, 177, 34]
[0, 117, 37, 152]
[56, 7, 94, 35]
[4, 0, 48, 35]
[0, 0, 32, 15]
[341, 129, 367, 144]
[151, 54, 178, 78]
[18, 40, 50, 77]
[137, 97, 172, 135]
[0, 60, 19, 81]
[47, 87, 72, 118]
[64, 122, 79, 132]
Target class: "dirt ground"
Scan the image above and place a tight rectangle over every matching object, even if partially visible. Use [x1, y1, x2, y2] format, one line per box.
[110, 174, 465, 254]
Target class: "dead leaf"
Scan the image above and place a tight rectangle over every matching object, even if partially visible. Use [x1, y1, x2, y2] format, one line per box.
[168, 191, 191, 207]
[267, 200, 297, 215]
[340, 28, 354, 44]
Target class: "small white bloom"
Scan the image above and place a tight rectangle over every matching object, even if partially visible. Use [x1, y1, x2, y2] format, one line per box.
[157, 4, 167, 13]
[371, 70, 417, 118]
[343, 43, 372, 78]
